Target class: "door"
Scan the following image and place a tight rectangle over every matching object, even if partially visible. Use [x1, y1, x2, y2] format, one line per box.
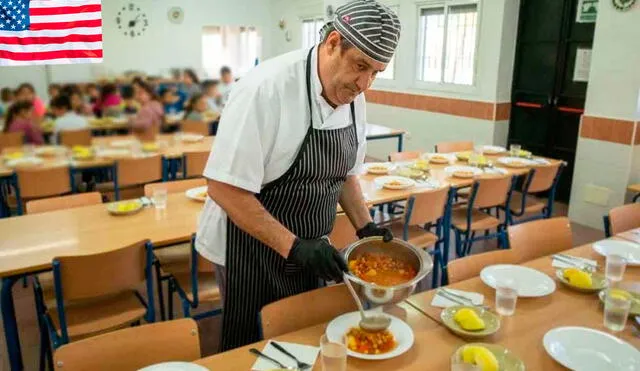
[508, 0, 596, 202]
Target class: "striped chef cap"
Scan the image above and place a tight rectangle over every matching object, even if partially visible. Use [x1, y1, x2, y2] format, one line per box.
[321, 0, 401, 64]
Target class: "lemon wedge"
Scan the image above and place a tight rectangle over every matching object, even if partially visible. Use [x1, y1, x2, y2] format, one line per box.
[5, 152, 24, 160]
[609, 289, 631, 301]
[115, 201, 140, 212]
[454, 308, 485, 331]
[461, 345, 499, 371]
[142, 143, 158, 152]
[563, 268, 592, 289]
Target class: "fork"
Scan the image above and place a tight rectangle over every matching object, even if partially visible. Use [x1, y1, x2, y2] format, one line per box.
[437, 289, 491, 311]
[554, 254, 596, 273]
[249, 348, 296, 370]
[271, 341, 312, 370]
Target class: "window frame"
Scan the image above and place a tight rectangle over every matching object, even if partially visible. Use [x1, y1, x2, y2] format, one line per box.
[413, 0, 481, 93]
[300, 16, 325, 49]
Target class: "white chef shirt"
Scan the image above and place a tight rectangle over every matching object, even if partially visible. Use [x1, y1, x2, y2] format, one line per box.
[196, 47, 367, 265]
[53, 112, 89, 144]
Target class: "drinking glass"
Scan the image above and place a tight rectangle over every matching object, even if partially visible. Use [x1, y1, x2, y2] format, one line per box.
[495, 281, 518, 316]
[152, 188, 168, 209]
[604, 290, 631, 332]
[469, 146, 483, 168]
[605, 254, 626, 285]
[509, 144, 521, 157]
[320, 334, 347, 371]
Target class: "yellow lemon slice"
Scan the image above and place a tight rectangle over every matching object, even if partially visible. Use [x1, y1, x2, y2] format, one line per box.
[454, 308, 486, 331]
[461, 345, 500, 371]
[563, 268, 592, 289]
[610, 289, 631, 301]
[5, 152, 24, 160]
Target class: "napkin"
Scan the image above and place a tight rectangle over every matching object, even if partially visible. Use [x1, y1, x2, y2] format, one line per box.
[251, 341, 320, 371]
[552, 255, 598, 270]
[431, 288, 484, 308]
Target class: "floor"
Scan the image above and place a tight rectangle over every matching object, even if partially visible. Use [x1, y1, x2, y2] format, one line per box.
[0, 202, 604, 370]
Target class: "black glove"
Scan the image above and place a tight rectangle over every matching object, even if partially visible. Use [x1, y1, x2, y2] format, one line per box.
[287, 238, 348, 282]
[356, 222, 393, 242]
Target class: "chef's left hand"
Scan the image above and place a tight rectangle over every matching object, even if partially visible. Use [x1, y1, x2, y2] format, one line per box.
[356, 222, 393, 242]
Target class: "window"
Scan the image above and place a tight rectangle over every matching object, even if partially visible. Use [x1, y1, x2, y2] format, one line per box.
[376, 5, 399, 80]
[202, 26, 262, 78]
[417, 3, 478, 85]
[301, 18, 325, 49]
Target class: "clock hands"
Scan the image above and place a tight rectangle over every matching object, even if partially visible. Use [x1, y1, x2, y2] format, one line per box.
[128, 14, 140, 28]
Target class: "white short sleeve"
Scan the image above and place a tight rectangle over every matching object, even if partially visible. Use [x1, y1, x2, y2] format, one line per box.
[203, 84, 278, 193]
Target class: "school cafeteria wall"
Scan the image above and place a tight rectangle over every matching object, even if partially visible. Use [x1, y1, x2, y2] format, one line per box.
[567, 3, 640, 229]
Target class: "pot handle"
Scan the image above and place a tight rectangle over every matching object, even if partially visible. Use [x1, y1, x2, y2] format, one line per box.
[416, 246, 434, 274]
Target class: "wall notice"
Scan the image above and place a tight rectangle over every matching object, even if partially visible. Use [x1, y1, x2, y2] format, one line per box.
[573, 48, 592, 82]
[577, 0, 598, 23]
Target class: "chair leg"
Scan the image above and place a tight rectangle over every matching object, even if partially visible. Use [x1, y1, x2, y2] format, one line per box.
[464, 232, 475, 256]
[154, 261, 166, 321]
[431, 248, 441, 289]
[181, 298, 191, 318]
[454, 229, 463, 257]
[168, 279, 175, 320]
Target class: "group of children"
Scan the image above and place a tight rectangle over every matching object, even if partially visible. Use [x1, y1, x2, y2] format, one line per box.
[0, 66, 235, 144]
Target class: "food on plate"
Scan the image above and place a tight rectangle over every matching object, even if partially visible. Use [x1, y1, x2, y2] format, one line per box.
[429, 155, 449, 164]
[453, 170, 474, 178]
[396, 168, 423, 179]
[4, 152, 24, 160]
[71, 145, 93, 159]
[348, 252, 417, 286]
[461, 345, 499, 371]
[562, 268, 592, 289]
[142, 142, 159, 152]
[410, 159, 430, 171]
[456, 152, 471, 161]
[346, 327, 396, 355]
[454, 308, 485, 331]
[517, 150, 532, 158]
[367, 165, 390, 174]
[197, 190, 207, 199]
[114, 201, 141, 213]
[384, 179, 407, 188]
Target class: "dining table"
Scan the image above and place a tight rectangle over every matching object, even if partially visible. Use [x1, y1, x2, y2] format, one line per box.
[365, 124, 406, 152]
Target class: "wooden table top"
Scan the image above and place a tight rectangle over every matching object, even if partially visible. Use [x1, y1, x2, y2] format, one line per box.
[406, 241, 640, 370]
[0, 193, 203, 277]
[0, 135, 214, 177]
[193, 302, 464, 371]
[628, 184, 640, 193]
[365, 124, 406, 138]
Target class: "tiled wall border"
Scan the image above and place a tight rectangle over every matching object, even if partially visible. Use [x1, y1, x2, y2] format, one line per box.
[580, 115, 638, 145]
[364, 89, 511, 121]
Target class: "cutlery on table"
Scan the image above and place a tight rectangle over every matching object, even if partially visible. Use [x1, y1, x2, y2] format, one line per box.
[271, 341, 312, 370]
[553, 254, 596, 272]
[437, 289, 490, 311]
[249, 348, 296, 370]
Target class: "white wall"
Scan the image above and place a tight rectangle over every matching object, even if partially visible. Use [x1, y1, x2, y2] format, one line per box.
[0, 0, 273, 96]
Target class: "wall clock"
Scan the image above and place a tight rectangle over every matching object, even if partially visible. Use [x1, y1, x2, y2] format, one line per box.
[115, 2, 149, 38]
[612, 0, 636, 10]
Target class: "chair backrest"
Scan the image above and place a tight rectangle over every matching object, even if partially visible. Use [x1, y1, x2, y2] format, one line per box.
[181, 120, 209, 136]
[116, 155, 162, 187]
[406, 186, 450, 226]
[261, 284, 357, 339]
[608, 203, 640, 235]
[54, 240, 147, 301]
[329, 213, 357, 250]
[184, 151, 209, 178]
[17, 166, 71, 199]
[26, 192, 102, 214]
[134, 125, 160, 143]
[527, 163, 562, 193]
[59, 129, 92, 147]
[144, 178, 206, 197]
[507, 217, 573, 262]
[53, 318, 200, 371]
[0, 132, 24, 150]
[447, 249, 518, 284]
[471, 175, 513, 209]
[435, 141, 473, 153]
[388, 151, 421, 162]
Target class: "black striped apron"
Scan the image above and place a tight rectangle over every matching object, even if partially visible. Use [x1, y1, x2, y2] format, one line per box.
[221, 47, 359, 351]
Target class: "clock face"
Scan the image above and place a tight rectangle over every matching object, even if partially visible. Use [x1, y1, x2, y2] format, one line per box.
[115, 2, 148, 38]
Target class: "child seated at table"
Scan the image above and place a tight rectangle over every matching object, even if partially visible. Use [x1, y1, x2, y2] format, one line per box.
[15, 83, 46, 122]
[120, 85, 139, 114]
[202, 80, 222, 113]
[184, 93, 209, 121]
[130, 81, 163, 141]
[50, 95, 89, 142]
[160, 85, 185, 115]
[61, 85, 92, 116]
[47, 84, 61, 104]
[3, 100, 44, 145]
[0, 87, 13, 117]
[97, 83, 123, 117]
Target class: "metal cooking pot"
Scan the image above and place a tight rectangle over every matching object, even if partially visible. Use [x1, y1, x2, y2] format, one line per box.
[342, 236, 433, 306]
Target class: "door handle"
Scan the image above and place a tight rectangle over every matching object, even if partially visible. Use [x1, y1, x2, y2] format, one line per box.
[515, 102, 543, 109]
[557, 106, 584, 114]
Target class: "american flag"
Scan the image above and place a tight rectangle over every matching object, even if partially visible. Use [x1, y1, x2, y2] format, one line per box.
[0, 0, 102, 66]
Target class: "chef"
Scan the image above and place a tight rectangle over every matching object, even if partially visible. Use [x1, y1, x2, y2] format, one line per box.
[196, 0, 401, 351]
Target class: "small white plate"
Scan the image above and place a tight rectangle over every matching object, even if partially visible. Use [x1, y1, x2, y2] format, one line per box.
[480, 264, 556, 297]
[181, 133, 205, 143]
[139, 362, 208, 371]
[374, 176, 416, 190]
[109, 139, 137, 148]
[592, 240, 640, 265]
[326, 311, 414, 360]
[444, 166, 483, 178]
[185, 186, 208, 202]
[482, 167, 509, 176]
[422, 153, 453, 164]
[364, 162, 395, 175]
[482, 145, 506, 154]
[97, 148, 131, 159]
[543, 327, 640, 371]
[497, 157, 537, 168]
[5, 157, 43, 168]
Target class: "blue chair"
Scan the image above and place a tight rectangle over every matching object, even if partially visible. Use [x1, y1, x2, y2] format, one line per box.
[452, 175, 516, 257]
[167, 234, 222, 321]
[33, 240, 155, 369]
[387, 186, 454, 288]
[505, 162, 565, 225]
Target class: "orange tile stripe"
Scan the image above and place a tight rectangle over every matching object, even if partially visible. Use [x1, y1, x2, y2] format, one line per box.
[581, 115, 636, 145]
[635, 122, 640, 145]
[365, 90, 510, 121]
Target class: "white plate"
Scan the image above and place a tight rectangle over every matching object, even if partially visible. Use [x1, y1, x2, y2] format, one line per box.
[181, 133, 205, 143]
[482, 145, 506, 154]
[109, 139, 137, 148]
[497, 157, 537, 168]
[34, 146, 65, 156]
[97, 148, 131, 158]
[364, 162, 395, 175]
[326, 311, 414, 360]
[422, 153, 454, 164]
[543, 327, 640, 371]
[480, 264, 556, 297]
[592, 240, 640, 265]
[138, 362, 208, 371]
[5, 157, 43, 168]
[373, 175, 416, 190]
[185, 186, 208, 202]
[482, 167, 509, 175]
[444, 166, 483, 178]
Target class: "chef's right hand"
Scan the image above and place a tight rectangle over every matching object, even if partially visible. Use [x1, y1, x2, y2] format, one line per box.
[287, 237, 348, 282]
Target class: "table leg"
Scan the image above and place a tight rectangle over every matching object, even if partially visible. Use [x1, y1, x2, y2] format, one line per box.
[2, 276, 23, 371]
[634, 193, 640, 202]
[397, 134, 404, 152]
